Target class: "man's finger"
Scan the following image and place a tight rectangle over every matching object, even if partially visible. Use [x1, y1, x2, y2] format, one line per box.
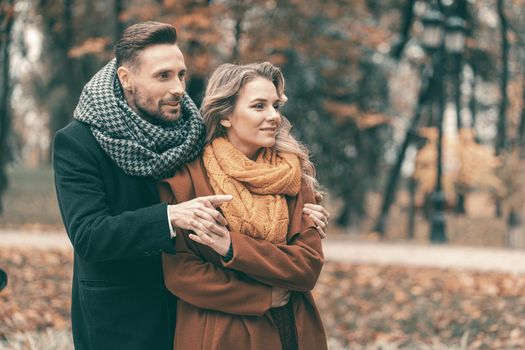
[196, 207, 228, 227]
[203, 194, 233, 207]
[193, 208, 218, 225]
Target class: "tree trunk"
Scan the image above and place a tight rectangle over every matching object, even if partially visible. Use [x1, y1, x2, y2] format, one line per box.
[336, 193, 352, 228]
[455, 191, 466, 214]
[407, 176, 417, 239]
[231, 17, 243, 61]
[391, 0, 416, 59]
[0, 0, 15, 214]
[186, 75, 205, 108]
[374, 64, 436, 235]
[494, 0, 508, 219]
[114, 0, 124, 43]
[43, 0, 79, 152]
[496, 0, 508, 155]
[336, 186, 366, 229]
[506, 210, 524, 248]
[454, 57, 465, 213]
[518, 60, 525, 155]
[469, 65, 478, 136]
[455, 59, 463, 130]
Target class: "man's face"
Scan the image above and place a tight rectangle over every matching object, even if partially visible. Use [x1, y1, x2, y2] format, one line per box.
[119, 44, 187, 124]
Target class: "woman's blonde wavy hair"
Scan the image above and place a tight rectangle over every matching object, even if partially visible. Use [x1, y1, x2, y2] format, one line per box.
[200, 62, 319, 191]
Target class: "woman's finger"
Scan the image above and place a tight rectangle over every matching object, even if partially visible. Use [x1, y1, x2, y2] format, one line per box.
[189, 233, 209, 246]
[306, 207, 329, 228]
[195, 207, 228, 227]
[193, 214, 229, 238]
[304, 203, 330, 219]
[309, 214, 326, 229]
[191, 221, 215, 245]
[307, 215, 327, 238]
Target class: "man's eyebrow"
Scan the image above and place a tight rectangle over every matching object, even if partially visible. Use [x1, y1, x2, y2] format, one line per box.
[152, 68, 173, 74]
[152, 67, 187, 74]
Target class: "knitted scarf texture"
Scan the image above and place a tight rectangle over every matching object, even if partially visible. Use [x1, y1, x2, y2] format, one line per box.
[203, 137, 302, 244]
[74, 59, 205, 179]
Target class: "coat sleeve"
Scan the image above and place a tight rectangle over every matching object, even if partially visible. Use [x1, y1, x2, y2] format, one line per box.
[220, 183, 324, 292]
[163, 229, 272, 316]
[53, 127, 174, 263]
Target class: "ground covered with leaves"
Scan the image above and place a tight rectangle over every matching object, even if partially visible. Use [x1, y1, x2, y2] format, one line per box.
[1, 248, 525, 349]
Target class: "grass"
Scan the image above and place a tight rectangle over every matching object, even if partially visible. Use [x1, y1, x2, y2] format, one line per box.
[0, 166, 63, 230]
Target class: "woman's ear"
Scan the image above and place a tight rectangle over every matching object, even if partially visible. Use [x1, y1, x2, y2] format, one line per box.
[220, 119, 232, 128]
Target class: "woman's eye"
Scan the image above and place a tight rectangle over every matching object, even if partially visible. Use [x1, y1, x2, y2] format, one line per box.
[273, 104, 281, 110]
[254, 103, 264, 109]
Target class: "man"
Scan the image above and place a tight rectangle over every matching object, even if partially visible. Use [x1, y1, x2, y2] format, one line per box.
[54, 21, 329, 350]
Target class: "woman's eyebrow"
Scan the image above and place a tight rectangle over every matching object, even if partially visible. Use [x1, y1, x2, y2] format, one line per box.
[249, 98, 268, 103]
[249, 97, 282, 104]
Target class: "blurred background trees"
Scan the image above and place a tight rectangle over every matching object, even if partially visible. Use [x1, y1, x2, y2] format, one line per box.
[3, 0, 525, 246]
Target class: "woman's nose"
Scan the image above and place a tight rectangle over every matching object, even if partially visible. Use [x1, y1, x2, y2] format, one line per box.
[267, 107, 280, 120]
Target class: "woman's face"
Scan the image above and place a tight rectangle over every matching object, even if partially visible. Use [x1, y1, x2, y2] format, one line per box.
[221, 77, 282, 159]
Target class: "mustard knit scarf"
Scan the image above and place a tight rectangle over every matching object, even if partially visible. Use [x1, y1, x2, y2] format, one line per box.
[203, 137, 302, 243]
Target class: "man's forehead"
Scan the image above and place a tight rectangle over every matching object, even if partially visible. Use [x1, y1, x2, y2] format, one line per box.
[135, 44, 186, 69]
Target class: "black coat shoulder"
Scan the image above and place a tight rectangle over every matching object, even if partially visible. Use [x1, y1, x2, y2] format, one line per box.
[55, 120, 95, 144]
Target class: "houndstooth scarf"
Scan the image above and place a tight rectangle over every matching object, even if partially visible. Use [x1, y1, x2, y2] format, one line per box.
[74, 59, 205, 179]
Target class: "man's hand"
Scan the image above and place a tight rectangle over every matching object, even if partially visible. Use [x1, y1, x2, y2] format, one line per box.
[271, 286, 290, 308]
[303, 198, 330, 239]
[169, 195, 232, 241]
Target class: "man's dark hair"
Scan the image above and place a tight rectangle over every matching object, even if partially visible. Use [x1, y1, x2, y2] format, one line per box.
[115, 21, 178, 68]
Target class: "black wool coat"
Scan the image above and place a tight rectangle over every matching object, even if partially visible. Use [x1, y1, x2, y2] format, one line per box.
[53, 121, 178, 350]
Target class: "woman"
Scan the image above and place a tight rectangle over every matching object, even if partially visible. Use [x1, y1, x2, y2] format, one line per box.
[159, 62, 327, 350]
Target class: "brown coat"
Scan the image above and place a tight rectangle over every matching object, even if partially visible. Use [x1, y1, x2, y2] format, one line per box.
[159, 157, 327, 350]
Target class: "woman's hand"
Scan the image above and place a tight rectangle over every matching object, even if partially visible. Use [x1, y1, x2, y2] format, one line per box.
[187, 208, 232, 257]
[271, 286, 290, 308]
[303, 202, 330, 238]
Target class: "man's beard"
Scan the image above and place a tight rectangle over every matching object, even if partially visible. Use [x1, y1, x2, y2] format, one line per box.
[133, 92, 182, 126]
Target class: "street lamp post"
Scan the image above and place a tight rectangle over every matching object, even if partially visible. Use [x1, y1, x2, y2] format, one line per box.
[421, 7, 466, 243]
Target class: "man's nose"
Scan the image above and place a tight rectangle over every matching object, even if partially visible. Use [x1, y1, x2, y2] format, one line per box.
[169, 79, 185, 96]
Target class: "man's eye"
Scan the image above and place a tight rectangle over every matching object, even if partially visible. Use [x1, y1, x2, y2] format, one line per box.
[158, 72, 170, 79]
[179, 72, 186, 79]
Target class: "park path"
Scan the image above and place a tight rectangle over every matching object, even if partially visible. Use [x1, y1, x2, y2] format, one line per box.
[2, 229, 525, 274]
